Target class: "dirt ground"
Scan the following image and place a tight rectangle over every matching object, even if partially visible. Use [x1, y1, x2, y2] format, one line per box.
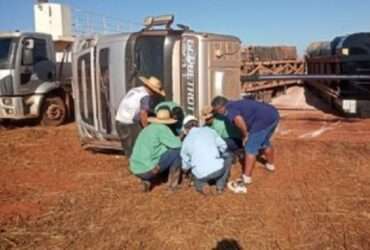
[1, 90, 370, 249]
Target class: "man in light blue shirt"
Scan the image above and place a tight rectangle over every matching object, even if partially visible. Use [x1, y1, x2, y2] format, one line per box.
[181, 116, 233, 194]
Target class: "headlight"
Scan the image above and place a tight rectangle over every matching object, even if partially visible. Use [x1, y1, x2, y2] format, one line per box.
[3, 98, 13, 105]
[341, 48, 350, 56]
[5, 108, 14, 115]
[0, 75, 14, 96]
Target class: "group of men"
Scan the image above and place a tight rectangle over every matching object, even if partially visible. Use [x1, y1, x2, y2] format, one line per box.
[115, 76, 280, 194]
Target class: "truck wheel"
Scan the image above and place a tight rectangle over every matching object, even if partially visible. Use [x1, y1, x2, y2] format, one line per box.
[40, 96, 67, 126]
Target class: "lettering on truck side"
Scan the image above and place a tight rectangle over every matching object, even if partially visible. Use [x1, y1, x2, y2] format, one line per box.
[181, 37, 198, 115]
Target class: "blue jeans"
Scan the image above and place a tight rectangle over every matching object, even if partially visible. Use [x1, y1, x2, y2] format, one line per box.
[136, 149, 181, 181]
[194, 153, 233, 192]
[245, 121, 279, 155]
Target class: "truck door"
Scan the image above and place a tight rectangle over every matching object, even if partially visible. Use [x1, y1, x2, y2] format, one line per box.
[18, 37, 55, 94]
[75, 47, 98, 131]
[96, 47, 112, 135]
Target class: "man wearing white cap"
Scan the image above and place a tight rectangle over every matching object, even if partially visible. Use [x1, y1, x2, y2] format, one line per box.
[181, 116, 233, 194]
[115, 76, 165, 157]
[130, 109, 182, 192]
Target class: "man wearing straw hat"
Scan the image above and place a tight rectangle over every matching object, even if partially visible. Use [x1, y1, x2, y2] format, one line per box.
[130, 109, 182, 192]
[115, 76, 165, 157]
[155, 101, 185, 136]
[181, 115, 233, 194]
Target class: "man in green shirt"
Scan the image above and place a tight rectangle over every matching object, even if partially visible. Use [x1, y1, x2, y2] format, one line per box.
[155, 101, 184, 136]
[130, 109, 182, 192]
[201, 106, 243, 153]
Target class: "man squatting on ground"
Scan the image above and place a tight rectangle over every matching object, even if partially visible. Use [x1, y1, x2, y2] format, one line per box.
[181, 116, 233, 194]
[154, 101, 185, 136]
[212, 96, 280, 185]
[129, 109, 182, 192]
[115, 76, 165, 157]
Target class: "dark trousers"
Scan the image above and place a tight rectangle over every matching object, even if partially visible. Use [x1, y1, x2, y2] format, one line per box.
[224, 138, 243, 153]
[115, 121, 141, 157]
[136, 149, 181, 181]
[194, 153, 233, 192]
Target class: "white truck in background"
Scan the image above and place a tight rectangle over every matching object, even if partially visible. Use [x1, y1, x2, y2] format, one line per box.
[0, 32, 73, 125]
[0, 1, 74, 126]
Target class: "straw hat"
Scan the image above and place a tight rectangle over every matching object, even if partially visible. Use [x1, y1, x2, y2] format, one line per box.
[201, 106, 214, 120]
[139, 76, 166, 96]
[148, 109, 177, 124]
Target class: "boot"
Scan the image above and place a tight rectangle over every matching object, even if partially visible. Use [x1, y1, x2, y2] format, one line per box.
[167, 167, 181, 191]
[141, 180, 151, 192]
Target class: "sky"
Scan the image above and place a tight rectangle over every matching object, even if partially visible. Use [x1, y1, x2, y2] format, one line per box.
[0, 0, 369, 55]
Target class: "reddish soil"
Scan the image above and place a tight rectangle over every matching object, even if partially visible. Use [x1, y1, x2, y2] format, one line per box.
[0, 108, 370, 249]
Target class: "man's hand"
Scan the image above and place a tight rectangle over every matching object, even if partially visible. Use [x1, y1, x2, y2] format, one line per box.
[243, 136, 248, 145]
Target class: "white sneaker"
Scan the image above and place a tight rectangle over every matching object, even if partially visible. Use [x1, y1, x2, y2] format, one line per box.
[264, 163, 275, 172]
[227, 180, 247, 194]
[242, 175, 253, 184]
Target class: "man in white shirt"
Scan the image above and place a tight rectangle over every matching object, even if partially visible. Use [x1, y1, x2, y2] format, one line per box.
[115, 76, 165, 157]
[181, 116, 233, 194]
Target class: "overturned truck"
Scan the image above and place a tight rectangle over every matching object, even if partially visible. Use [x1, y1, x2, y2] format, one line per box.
[72, 15, 242, 150]
[305, 32, 370, 116]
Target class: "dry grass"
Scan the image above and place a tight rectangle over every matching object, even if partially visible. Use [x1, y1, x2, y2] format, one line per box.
[0, 120, 370, 249]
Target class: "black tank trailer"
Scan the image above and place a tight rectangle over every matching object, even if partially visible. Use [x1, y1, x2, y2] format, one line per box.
[305, 32, 370, 116]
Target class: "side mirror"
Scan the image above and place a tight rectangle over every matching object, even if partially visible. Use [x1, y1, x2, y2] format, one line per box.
[22, 48, 34, 65]
[22, 38, 34, 65]
[23, 39, 34, 50]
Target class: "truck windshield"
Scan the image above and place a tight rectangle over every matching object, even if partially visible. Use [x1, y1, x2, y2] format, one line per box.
[0, 38, 15, 69]
[135, 36, 165, 83]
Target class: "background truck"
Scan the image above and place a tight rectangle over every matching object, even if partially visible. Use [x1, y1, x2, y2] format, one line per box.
[0, 2, 75, 126]
[0, 32, 73, 125]
[72, 15, 241, 150]
[305, 32, 370, 116]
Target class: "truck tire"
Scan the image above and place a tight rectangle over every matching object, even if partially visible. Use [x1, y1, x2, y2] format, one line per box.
[40, 96, 67, 126]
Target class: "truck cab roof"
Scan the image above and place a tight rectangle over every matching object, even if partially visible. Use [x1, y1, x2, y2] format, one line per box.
[0, 32, 53, 40]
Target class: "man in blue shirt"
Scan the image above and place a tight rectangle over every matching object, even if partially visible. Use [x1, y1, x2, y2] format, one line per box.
[181, 116, 233, 194]
[212, 96, 279, 185]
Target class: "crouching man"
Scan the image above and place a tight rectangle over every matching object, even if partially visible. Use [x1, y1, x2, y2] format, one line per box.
[129, 109, 182, 192]
[212, 96, 280, 186]
[155, 101, 185, 136]
[181, 116, 233, 194]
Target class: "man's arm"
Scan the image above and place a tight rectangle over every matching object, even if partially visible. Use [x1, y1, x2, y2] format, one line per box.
[139, 110, 148, 127]
[180, 141, 192, 171]
[234, 115, 248, 140]
[212, 129, 227, 154]
[139, 96, 151, 127]
[159, 126, 182, 149]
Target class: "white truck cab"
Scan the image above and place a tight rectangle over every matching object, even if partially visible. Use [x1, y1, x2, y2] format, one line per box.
[0, 32, 72, 125]
[72, 16, 242, 150]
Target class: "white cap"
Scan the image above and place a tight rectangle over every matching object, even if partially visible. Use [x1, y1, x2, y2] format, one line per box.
[182, 115, 197, 127]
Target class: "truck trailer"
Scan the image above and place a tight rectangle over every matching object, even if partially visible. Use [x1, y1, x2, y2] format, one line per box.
[72, 15, 241, 150]
[305, 32, 370, 116]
